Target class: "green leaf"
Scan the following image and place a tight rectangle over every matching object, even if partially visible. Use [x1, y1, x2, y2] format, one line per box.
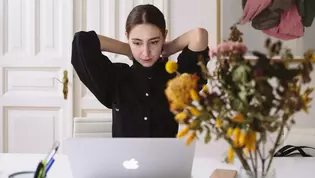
[231, 98, 246, 112]
[263, 116, 279, 122]
[232, 64, 251, 84]
[238, 90, 248, 103]
[198, 126, 204, 133]
[204, 126, 212, 144]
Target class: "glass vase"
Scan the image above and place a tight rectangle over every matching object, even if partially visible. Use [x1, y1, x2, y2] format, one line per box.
[238, 167, 276, 178]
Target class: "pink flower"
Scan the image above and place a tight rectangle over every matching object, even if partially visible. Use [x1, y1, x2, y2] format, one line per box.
[209, 41, 247, 57]
[232, 42, 247, 54]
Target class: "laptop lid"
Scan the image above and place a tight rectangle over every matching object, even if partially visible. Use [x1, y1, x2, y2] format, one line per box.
[62, 137, 196, 178]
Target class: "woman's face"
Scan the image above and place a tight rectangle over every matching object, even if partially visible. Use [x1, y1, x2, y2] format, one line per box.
[127, 23, 167, 67]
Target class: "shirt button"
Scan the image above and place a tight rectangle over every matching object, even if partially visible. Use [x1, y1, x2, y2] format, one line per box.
[145, 93, 149, 96]
[144, 117, 148, 120]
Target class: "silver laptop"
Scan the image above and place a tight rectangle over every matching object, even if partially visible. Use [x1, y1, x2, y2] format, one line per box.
[62, 137, 196, 178]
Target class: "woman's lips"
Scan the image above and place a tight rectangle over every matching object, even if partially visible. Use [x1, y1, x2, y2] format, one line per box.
[142, 58, 152, 63]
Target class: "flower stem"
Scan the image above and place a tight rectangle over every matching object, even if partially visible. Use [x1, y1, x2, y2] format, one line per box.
[249, 151, 256, 175]
[257, 143, 266, 177]
[235, 148, 252, 172]
[266, 120, 285, 173]
[255, 147, 258, 177]
[257, 145, 265, 177]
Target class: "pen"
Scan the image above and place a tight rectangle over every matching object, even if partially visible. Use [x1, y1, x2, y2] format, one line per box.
[45, 141, 59, 162]
[34, 142, 60, 178]
[45, 158, 55, 175]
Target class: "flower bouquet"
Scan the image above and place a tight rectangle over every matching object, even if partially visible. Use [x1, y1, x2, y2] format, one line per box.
[164, 26, 314, 178]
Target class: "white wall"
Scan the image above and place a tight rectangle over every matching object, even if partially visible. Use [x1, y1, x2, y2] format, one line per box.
[169, 0, 217, 58]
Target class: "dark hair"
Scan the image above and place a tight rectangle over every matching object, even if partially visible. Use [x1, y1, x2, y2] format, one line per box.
[125, 4, 166, 37]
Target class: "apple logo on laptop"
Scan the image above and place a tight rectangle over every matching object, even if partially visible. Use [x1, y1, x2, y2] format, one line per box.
[123, 158, 139, 170]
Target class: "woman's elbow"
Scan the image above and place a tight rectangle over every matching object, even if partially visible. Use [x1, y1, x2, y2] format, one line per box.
[190, 28, 209, 51]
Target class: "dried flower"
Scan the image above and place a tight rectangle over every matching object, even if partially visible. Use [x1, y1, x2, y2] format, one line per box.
[239, 131, 247, 147]
[226, 127, 234, 138]
[189, 106, 200, 116]
[209, 41, 247, 57]
[228, 147, 234, 164]
[186, 132, 196, 146]
[190, 89, 199, 101]
[265, 38, 271, 48]
[176, 126, 190, 138]
[215, 119, 222, 128]
[175, 112, 188, 122]
[166, 26, 314, 176]
[233, 127, 241, 147]
[232, 113, 245, 123]
[165, 73, 199, 109]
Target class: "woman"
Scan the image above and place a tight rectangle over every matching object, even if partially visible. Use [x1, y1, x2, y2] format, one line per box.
[71, 4, 209, 138]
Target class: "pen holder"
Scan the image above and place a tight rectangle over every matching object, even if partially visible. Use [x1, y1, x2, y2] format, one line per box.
[8, 171, 37, 178]
[8, 142, 58, 178]
[7, 161, 48, 178]
[33, 159, 50, 178]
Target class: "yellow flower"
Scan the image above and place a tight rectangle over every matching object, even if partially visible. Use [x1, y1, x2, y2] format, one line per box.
[165, 73, 199, 109]
[239, 131, 247, 147]
[233, 127, 241, 147]
[248, 131, 256, 152]
[242, 133, 256, 154]
[202, 84, 208, 93]
[176, 126, 190, 138]
[244, 145, 250, 154]
[227, 147, 234, 164]
[169, 103, 177, 112]
[232, 113, 244, 123]
[306, 49, 313, 57]
[215, 119, 222, 128]
[186, 132, 196, 146]
[233, 127, 240, 139]
[190, 89, 199, 101]
[175, 112, 188, 121]
[165, 61, 178, 74]
[189, 107, 200, 116]
[304, 96, 312, 105]
[226, 127, 233, 138]
[312, 55, 315, 62]
[301, 91, 313, 113]
[305, 87, 314, 96]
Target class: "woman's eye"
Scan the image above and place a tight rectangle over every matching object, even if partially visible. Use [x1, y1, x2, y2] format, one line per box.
[151, 41, 159, 44]
[133, 42, 141, 46]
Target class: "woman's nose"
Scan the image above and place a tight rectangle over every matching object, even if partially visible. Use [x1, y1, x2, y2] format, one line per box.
[143, 45, 151, 57]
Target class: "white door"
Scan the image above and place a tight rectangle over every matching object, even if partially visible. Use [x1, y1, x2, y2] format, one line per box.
[0, 0, 73, 153]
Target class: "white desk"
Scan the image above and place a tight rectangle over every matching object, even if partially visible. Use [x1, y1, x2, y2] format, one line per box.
[1, 153, 315, 178]
[192, 156, 315, 178]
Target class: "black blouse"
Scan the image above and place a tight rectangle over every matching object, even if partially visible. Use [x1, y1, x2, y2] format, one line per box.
[71, 31, 209, 138]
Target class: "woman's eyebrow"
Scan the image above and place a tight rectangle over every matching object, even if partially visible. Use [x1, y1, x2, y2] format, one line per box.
[131, 37, 160, 41]
[149, 37, 160, 40]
